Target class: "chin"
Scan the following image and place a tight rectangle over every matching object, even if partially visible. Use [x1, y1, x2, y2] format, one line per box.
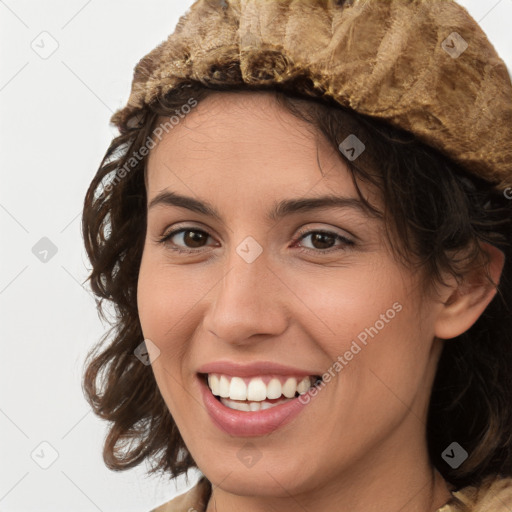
[197, 454, 321, 499]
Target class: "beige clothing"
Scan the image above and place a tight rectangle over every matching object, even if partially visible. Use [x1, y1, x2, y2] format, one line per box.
[151, 475, 512, 511]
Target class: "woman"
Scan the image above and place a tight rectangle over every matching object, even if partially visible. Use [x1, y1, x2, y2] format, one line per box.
[82, 1, 512, 511]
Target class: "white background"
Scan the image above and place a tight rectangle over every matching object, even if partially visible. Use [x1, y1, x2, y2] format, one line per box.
[1, 1, 511, 511]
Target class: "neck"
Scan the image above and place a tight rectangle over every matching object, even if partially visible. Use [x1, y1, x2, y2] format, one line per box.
[205, 422, 454, 512]
[207, 467, 452, 512]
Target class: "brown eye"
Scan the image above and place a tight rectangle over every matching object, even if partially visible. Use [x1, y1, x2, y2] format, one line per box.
[181, 230, 208, 248]
[159, 228, 213, 251]
[309, 232, 337, 250]
[295, 230, 355, 253]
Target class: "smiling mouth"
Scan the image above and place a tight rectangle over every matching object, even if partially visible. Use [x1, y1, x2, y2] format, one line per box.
[199, 373, 322, 412]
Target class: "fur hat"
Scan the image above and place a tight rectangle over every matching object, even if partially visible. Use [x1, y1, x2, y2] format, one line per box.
[111, 0, 512, 190]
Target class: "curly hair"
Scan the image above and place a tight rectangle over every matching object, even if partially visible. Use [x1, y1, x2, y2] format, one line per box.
[82, 78, 512, 490]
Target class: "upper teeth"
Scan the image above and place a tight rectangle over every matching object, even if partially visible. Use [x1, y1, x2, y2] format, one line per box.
[207, 374, 315, 401]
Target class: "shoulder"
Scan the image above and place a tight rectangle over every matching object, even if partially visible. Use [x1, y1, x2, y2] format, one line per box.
[438, 475, 512, 512]
[149, 476, 211, 512]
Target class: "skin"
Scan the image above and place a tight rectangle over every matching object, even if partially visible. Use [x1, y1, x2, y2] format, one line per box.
[137, 91, 504, 512]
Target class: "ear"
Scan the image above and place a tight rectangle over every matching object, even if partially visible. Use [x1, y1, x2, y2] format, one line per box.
[434, 242, 505, 340]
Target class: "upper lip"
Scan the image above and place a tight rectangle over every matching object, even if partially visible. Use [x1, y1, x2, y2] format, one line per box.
[196, 361, 319, 378]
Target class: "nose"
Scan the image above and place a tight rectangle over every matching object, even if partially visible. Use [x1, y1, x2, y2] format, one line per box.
[202, 247, 288, 345]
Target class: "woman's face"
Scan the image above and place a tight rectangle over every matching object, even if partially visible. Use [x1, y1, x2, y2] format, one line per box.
[138, 91, 446, 498]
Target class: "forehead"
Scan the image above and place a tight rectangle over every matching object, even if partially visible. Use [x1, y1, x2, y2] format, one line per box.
[144, 91, 372, 208]
[149, 91, 322, 159]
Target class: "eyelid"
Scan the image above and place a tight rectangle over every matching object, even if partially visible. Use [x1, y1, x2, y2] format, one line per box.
[291, 227, 355, 254]
[294, 225, 355, 243]
[157, 225, 218, 252]
[157, 223, 356, 255]
[159, 221, 218, 241]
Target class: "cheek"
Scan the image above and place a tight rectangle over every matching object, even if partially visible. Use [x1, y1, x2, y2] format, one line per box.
[282, 263, 408, 353]
[136, 257, 199, 422]
[136, 257, 197, 393]
[137, 253, 208, 343]
[288, 266, 432, 411]
[337, 297, 435, 437]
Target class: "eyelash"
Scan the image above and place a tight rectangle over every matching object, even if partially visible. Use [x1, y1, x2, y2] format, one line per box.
[157, 226, 355, 255]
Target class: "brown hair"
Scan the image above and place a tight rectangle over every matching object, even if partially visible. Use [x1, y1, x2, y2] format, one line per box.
[82, 79, 512, 489]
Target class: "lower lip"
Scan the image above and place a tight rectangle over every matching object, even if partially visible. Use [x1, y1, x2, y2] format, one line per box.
[198, 375, 310, 436]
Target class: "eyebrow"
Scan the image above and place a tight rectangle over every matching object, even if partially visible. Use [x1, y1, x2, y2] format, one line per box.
[148, 190, 370, 222]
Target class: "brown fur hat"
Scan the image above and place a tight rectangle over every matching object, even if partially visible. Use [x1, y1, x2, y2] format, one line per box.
[111, 0, 512, 190]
